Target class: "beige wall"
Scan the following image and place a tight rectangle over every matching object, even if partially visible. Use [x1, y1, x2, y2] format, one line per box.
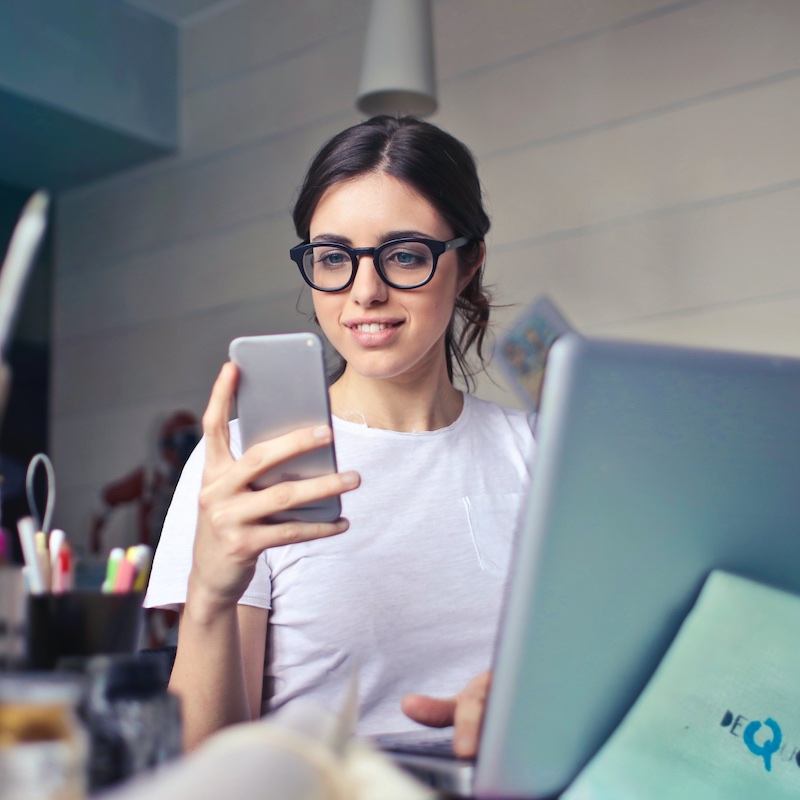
[52, 0, 800, 549]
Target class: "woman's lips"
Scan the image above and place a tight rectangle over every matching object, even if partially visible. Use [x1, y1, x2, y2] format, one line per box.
[345, 320, 402, 345]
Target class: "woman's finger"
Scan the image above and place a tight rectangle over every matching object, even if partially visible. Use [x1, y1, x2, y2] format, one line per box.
[400, 693, 457, 729]
[209, 422, 338, 497]
[452, 672, 491, 758]
[217, 467, 359, 523]
[248, 516, 351, 552]
[202, 362, 238, 476]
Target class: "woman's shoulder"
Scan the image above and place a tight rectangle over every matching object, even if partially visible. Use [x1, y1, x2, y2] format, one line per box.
[461, 394, 536, 459]
[463, 393, 533, 432]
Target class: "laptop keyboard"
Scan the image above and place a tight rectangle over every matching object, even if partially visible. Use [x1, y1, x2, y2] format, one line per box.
[373, 732, 470, 760]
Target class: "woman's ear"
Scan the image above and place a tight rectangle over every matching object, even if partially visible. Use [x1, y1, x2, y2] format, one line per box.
[457, 241, 486, 294]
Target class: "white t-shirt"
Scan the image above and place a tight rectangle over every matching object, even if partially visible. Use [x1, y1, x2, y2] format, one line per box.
[145, 393, 535, 735]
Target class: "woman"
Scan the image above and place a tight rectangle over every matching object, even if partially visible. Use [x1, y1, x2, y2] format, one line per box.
[145, 116, 535, 755]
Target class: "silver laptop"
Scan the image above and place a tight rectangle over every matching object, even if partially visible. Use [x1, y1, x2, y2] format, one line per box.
[382, 332, 800, 799]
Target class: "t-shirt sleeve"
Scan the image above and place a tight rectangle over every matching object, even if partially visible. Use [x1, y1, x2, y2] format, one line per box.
[143, 420, 273, 611]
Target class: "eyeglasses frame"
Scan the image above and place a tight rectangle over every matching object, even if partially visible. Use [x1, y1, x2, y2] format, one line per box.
[289, 236, 471, 292]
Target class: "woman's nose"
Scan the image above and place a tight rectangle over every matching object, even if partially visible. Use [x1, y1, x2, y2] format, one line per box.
[348, 254, 388, 305]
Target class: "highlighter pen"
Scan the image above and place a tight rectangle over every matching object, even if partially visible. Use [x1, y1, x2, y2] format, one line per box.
[112, 547, 140, 593]
[132, 545, 153, 592]
[102, 547, 125, 594]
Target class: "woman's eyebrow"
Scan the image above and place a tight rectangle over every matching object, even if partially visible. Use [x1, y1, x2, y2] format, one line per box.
[309, 230, 436, 245]
[383, 229, 433, 241]
[310, 233, 351, 244]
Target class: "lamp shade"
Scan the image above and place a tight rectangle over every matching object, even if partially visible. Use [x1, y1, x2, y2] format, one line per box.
[356, 0, 437, 117]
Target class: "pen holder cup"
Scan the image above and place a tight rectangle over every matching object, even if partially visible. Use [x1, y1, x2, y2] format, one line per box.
[25, 591, 144, 671]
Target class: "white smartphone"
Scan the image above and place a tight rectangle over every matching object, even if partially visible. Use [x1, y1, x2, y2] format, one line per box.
[228, 332, 341, 523]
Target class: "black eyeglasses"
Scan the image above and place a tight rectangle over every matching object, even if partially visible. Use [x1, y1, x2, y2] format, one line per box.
[289, 236, 471, 292]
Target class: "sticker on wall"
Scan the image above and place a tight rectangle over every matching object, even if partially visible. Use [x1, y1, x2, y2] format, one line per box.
[494, 295, 573, 412]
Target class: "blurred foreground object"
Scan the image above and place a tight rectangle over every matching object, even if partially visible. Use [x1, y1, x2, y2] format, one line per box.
[0, 674, 87, 800]
[100, 700, 434, 800]
[0, 191, 49, 426]
[79, 654, 182, 792]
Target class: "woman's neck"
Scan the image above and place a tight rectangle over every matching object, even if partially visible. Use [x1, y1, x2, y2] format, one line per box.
[329, 367, 464, 432]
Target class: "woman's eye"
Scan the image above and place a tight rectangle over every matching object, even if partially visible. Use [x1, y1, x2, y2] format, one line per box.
[384, 248, 429, 268]
[316, 249, 349, 268]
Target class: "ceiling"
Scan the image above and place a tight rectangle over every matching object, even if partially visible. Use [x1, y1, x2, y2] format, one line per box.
[122, 0, 239, 24]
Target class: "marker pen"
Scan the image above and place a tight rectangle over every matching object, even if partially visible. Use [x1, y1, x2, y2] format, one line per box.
[102, 548, 125, 594]
[17, 516, 46, 594]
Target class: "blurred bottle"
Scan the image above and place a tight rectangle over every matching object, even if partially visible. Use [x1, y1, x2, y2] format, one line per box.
[0, 674, 88, 800]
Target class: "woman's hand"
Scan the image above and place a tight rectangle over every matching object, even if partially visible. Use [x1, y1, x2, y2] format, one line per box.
[187, 361, 360, 616]
[401, 671, 492, 759]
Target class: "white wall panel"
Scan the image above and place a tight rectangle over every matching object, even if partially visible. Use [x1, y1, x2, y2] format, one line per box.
[439, 0, 800, 157]
[54, 215, 301, 340]
[484, 75, 800, 245]
[435, 0, 686, 81]
[591, 295, 800, 356]
[51, 289, 314, 417]
[182, 31, 363, 159]
[181, 0, 369, 91]
[489, 183, 800, 327]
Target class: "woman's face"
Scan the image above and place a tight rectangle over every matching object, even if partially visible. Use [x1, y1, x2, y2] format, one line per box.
[309, 172, 474, 384]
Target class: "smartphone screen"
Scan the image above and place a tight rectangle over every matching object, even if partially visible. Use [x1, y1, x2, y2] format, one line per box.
[228, 332, 341, 523]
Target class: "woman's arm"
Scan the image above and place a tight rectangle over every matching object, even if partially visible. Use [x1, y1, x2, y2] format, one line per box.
[169, 604, 268, 749]
[169, 362, 359, 750]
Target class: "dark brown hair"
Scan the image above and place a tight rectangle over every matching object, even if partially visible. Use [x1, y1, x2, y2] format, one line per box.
[292, 115, 492, 388]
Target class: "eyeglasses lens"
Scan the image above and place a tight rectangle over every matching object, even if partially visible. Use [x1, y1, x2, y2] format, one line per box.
[302, 245, 352, 290]
[379, 241, 434, 287]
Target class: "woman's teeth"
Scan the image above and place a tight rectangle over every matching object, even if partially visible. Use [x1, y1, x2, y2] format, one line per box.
[355, 323, 393, 333]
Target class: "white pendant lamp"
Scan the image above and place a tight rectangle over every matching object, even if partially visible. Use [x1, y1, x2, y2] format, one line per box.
[356, 0, 437, 117]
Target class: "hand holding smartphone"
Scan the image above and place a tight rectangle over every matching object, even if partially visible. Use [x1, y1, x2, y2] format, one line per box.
[228, 332, 341, 523]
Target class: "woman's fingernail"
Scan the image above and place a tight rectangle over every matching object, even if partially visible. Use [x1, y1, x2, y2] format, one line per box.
[341, 470, 360, 487]
[313, 425, 332, 440]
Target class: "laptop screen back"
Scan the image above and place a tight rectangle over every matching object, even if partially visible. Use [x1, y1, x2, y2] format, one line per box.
[476, 333, 800, 799]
